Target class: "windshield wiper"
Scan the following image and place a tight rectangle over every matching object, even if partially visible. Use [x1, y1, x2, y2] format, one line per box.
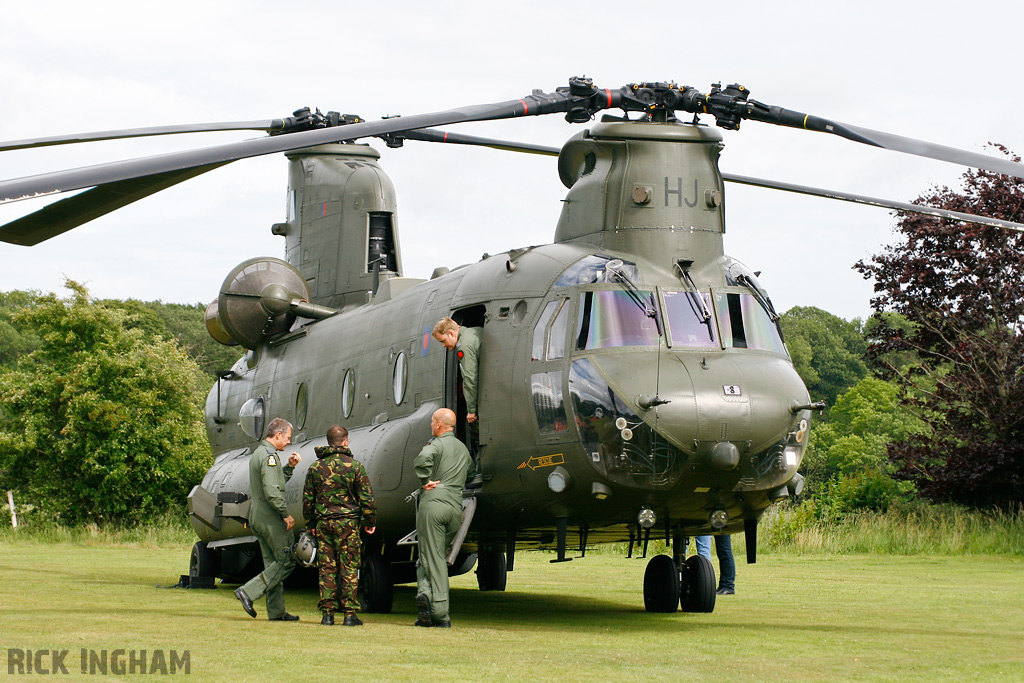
[736, 274, 780, 323]
[737, 274, 782, 344]
[674, 260, 715, 342]
[605, 259, 662, 335]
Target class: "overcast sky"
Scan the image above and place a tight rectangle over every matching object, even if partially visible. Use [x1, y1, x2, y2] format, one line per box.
[2, 0, 1022, 322]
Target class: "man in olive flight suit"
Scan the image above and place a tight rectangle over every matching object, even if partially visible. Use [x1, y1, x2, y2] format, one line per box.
[414, 408, 471, 628]
[303, 425, 377, 627]
[432, 317, 483, 487]
[234, 418, 302, 621]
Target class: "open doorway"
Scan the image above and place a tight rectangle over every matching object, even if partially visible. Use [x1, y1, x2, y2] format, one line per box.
[443, 304, 486, 449]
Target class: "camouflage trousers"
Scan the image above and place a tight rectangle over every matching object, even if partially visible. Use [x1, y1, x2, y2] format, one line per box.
[315, 518, 362, 615]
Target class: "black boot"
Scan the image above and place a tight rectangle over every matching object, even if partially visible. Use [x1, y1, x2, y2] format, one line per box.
[342, 613, 363, 626]
[321, 613, 334, 626]
[414, 593, 432, 627]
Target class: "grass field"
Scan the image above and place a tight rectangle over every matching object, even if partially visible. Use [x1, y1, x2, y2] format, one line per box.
[2, 536, 1022, 682]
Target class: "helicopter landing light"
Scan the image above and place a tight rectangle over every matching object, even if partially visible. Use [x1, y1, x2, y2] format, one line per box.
[547, 466, 572, 494]
[637, 507, 656, 529]
[591, 482, 612, 500]
[709, 509, 729, 530]
[788, 473, 806, 498]
[620, 427, 633, 441]
[768, 485, 791, 503]
[783, 446, 800, 469]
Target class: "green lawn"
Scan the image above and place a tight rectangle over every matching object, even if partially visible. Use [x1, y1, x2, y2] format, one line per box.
[1, 539, 1022, 681]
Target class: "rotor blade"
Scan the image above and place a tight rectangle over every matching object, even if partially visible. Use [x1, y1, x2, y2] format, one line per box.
[835, 121, 1024, 179]
[737, 103, 1024, 179]
[0, 163, 226, 245]
[724, 172, 1024, 233]
[0, 120, 290, 152]
[396, 129, 560, 156]
[0, 93, 586, 207]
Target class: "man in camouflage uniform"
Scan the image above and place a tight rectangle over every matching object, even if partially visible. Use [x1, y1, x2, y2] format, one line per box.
[303, 425, 376, 626]
[414, 408, 471, 628]
[432, 317, 483, 487]
[234, 418, 302, 621]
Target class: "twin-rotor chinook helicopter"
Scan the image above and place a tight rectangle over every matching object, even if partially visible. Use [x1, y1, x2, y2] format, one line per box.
[3, 77, 1024, 615]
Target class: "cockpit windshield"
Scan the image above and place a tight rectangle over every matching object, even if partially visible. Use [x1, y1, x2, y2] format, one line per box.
[575, 290, 661, 349]
[716, 291, 788, 354]
[663, 291, 716, 348]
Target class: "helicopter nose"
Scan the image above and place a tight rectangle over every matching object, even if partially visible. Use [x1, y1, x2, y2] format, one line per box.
[676, 353, 807, 454]
[593, 351, 808, 455]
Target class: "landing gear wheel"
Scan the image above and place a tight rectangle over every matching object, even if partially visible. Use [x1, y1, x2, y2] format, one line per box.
[359, 554, 394, 613]
[680, 554, 716, 613]
[476, 549, 507, 591]
[189, 541, 218, 584]
[643, 554, 680, 612]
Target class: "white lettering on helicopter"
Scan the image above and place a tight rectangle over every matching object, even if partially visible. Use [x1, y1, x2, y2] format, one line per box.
[723, 385, 742, 396]
[665, 177, 698, 208]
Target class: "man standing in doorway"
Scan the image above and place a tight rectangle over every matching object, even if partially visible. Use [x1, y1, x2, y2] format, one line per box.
[303, 425, 376, 626]
[234, 418, 302, 621]
[432, 317, 482, 487]
[413, 408, 471, 627]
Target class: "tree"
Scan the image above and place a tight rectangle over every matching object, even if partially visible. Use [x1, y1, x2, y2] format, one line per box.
[804, 377, 925, 485]
[855, 145, 1024, 508]
[0, 290, 41, 369]
[0, 281, 212, 524]
[779, 306, 869, 407]
[101, 299, 242, 378]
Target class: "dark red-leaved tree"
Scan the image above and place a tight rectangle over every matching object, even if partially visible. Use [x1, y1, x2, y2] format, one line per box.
[855, 145, 1024, 508]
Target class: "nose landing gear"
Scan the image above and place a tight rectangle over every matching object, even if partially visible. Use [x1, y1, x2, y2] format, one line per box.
[642, 553, 716, 613]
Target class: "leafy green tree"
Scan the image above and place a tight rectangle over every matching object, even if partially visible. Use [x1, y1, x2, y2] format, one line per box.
[0, 281, 212, 524]
[804, 377, 926, 485]
[855, 145, 1024, 507]
[0, 290, 41, 369]
[780, 306, 868, 407]
[101, 299, 241, 378]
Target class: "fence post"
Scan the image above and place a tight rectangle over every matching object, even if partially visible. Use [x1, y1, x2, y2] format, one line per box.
[7, 490, 16, 529]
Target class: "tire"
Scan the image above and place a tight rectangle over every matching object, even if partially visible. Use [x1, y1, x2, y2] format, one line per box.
[476, 549, 507, 591]
[189, 541, 218, 581]
[680, 554, 716, 613]
[643, 554, 680, 613]
[359, 554, 394, 614]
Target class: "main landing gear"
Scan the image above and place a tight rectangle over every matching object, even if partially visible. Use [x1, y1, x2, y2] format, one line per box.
[643, 553, 716, 613]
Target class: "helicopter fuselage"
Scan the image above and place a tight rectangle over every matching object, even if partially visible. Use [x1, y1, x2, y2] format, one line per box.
[187, 119, 811, 602]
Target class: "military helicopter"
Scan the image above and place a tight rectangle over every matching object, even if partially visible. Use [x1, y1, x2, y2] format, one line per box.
[3, 78, 1023, 615]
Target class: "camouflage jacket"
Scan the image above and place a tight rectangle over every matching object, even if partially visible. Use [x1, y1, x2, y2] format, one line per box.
[302, 446, 376, 527]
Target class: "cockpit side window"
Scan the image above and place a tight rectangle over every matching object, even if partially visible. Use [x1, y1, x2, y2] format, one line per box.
[715, 291, 788, 355]
[548, 298, 569, 359]
[532, 301, 559, 361]
[531, 297, 569, 361]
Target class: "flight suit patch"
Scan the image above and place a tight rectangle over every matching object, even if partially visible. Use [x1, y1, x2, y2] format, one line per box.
[267, 455, 278, 467]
